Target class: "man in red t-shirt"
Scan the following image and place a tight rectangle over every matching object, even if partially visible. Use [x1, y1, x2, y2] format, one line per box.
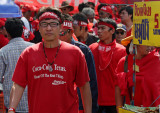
[89, 18, 126, 113]
[8, 7, 92, 113]
[119, 6, 133, 37]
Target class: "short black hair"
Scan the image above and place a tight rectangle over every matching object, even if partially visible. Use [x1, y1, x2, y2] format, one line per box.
[78, 2, 89, 12]
[62, 14, 73, 22]
[97, 3, 107, 12]
[5, 18, 23, 38]
[37, 7, 64, 24]
[98, 18, 117, 40]
[119, 6, 133, 21]
[86, 2, 95, 7]
[72, 13, 88, 31]
[72, 13, 88, 24]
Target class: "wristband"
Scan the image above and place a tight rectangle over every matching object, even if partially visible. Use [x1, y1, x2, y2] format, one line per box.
[116, 106, 122, 109]
[8, 108, 15, 112]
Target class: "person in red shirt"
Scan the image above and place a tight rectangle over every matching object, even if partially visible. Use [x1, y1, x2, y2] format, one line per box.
[89, 18, 126, 113]
[119, 6, 133, 37]
[8, 7, 92, 113]
[115, 35, 160, 110]
[0, 18, 9, 48]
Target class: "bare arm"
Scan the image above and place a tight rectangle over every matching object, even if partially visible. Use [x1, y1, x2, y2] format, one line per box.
[79, 82, 92, 113]
[115, 85, 123, 113]
[8, 82, 25, 113]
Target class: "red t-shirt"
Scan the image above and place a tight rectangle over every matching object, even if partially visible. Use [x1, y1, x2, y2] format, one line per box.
[12, 41, 90, 113]
[89, 40, 126, 106]
[115, 51, 160, 107]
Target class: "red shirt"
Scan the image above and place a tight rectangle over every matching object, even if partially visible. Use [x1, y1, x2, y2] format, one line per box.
[12, 41, 90, 113]
[115, 51, 160, 107]
[89, 40, 126, 106]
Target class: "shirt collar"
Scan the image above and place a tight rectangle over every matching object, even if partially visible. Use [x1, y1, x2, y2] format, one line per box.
[9, 37, 24, 44]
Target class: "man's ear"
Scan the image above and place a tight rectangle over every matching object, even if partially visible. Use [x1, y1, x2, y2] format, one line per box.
[111, 28, 115, 35]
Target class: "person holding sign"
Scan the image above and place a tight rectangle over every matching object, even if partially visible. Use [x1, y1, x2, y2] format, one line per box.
[8, 7, 92, 113]
[115, 34, 160, 111]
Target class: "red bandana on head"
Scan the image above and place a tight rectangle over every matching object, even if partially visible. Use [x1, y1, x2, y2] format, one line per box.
[39, 12, 61, 23]
[98, 21, 115, 30]
[62, 20, 73, 29]
[73, 20, 88, 27]
[98, 40, 116, 70]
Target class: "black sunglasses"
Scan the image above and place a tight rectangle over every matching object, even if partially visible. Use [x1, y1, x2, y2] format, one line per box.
[116, 31, 124, 35]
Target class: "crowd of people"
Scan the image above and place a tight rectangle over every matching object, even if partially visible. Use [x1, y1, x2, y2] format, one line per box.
[0, 1, 160, 113]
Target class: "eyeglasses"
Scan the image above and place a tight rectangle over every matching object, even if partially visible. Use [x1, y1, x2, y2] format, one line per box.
[116, 31, 125, 35]
[40, 22, 59, 27]
[59, 30, 70, 36]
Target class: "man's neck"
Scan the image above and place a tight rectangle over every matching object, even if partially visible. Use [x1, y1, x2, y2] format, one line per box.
[43, 39, 61, 48]
[101, 38, 113, 45]
[78, 32, 88, 42]
[123, 20, 133, 31]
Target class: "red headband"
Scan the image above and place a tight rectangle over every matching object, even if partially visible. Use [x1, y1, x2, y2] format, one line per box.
[62, 21, 73, 29]
[39, 12, 61, 23]
[98, 22, 115, 30]
[100, 6, 113, 15]
[73, 20, 88, 27]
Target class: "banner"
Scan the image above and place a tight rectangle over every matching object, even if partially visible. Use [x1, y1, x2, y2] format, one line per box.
[133, 1, 160, 47]
[15, 0, 99, 13]
[99, 0, 160, 4]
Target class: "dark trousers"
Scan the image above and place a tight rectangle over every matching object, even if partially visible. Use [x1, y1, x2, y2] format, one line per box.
[97, 105, 117, 113]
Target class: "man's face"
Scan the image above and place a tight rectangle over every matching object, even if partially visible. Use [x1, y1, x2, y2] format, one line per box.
[61, 7, 70, 14]
[0, 26, 8, 37]
[98, 10, 110, 19]
[120, 10, 131, 23]
[137, 45, 152, 57]
[98, 25, 114, 42]
[115, 29, 126, 44]
[73, 24, 83, 38]
[39, 19, 60, 42]
[59, 28, 71, 43]
[23, 10, 32, 19]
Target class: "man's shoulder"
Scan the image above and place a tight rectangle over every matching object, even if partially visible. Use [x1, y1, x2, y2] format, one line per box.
[61, 41, 84, 55]
[74, 41, 90, 50]
[89, 42, 99, 50]
[115, 43, 126, 51]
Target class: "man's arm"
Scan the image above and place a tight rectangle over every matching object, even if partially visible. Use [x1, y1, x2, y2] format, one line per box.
[79, 82, 92, 113]
[8, 82, 25, 113]
[115, 86, 123, 113]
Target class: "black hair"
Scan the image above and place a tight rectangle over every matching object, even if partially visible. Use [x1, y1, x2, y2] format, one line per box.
[37, 7, 64, 24]
[72, 13, 88, 31]
[86, 2, 95, 8]
[62, 14, 73, 22]
[5, 18, 23, 38]
[78, 2, 89, 12]
[98, 18, 117, 40]
[97, 3, 107, 12]
[119, 6, 133, 21]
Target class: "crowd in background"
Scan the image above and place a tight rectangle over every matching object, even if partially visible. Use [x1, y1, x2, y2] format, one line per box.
[0, 1, 160, 113]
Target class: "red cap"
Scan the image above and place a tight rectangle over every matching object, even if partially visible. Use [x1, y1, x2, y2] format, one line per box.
[100, 6, 113, 17]
[0, 18, 6, 28]
[21, 4, 32, 13]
